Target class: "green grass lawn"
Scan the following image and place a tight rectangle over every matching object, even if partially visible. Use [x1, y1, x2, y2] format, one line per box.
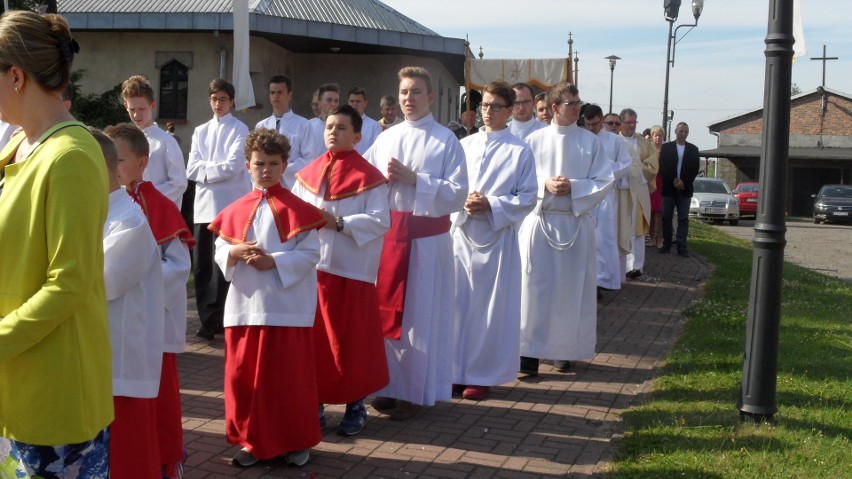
[610, 221, 852, 478]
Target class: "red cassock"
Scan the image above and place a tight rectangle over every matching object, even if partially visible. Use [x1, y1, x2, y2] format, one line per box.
[128, 181, 194, 471]
[110, 396, 159, 479]
[210, 183, 326, 459]
[296, 150, 390, 403]
[224, 326, 321, 459]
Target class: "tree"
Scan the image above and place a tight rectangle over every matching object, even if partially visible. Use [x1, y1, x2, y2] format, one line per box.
[791, 82, 802, 96]
[0, 1, 41, 13]
[68, 70, 128, 129]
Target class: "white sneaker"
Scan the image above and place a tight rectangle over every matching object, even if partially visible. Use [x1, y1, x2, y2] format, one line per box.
[286, 449, 310, 467]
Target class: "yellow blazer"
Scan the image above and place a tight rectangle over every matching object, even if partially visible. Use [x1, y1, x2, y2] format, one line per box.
[0, 122, 113, 445]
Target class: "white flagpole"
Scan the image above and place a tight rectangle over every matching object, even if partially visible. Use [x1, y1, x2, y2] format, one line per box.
[233, 0, 256, 110]
[792, 0, 807, 60]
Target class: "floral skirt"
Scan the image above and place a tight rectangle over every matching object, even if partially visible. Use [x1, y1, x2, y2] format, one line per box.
[0, 427, 109, 479]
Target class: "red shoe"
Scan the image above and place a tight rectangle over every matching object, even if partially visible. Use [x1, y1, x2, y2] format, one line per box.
[462, 385, 489, 400]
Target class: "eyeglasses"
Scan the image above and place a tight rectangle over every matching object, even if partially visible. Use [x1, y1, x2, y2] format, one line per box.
[604, 121, 622, 127]
[585, 119, 602, 128]
[210, 96, 231, 103]
[513, 99, 533, 106]
[481, 102, 509, 112]
[559, 100, 584, 108]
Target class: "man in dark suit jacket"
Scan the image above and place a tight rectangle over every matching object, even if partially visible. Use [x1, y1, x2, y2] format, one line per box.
[452, 110, 479, 139]
[658, 122, 700, 257]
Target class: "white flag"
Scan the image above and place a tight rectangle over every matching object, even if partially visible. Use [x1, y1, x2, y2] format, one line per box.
[792, 0, 807, 60]
[469, 58, 569, 90]
[233, 0, 256, 110]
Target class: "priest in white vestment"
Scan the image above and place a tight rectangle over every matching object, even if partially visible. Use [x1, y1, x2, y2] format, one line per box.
[619, 108, 658, 279]
[451, 82, 537, 401]
[519, 83, 613, 375]
[583, 105, 632, 291]
[364, 67, 468, 420]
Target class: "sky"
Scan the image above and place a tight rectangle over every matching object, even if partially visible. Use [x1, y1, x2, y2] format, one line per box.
[380, 0, 850, 151]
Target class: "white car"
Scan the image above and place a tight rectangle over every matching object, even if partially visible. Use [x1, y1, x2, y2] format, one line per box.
[689, 178, 740, 226]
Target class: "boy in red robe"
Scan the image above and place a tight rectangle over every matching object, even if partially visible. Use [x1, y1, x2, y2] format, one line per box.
[208, 129, 326, 468]
[104, 123, 195, 479]
[291, 105, 390, 436]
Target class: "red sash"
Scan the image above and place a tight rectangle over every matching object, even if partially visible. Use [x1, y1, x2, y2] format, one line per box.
[295, 149, 387, 201]
[208, 183, 326, 244]
[375, 211, 450, 339]
[128, 181, 195, 249]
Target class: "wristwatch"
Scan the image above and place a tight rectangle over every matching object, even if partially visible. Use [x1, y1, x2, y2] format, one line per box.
[335, 216, 345, 232]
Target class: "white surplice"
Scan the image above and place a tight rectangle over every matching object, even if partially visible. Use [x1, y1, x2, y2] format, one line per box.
[594, 129, 633, 290]
[519, 123, 613, 361]
[214, 193, 321, 328]
[363, 113, 468, 406]
[452, 128, 537, 386]
[143, 123, 187, 208]
[509, 117, 547, 142]
[356, 114, 383, 156]
[255, 111, 311, 188]
[301, 118, 327, 171]
[103, 189, 165, 398]
[290, 181, 390, 282]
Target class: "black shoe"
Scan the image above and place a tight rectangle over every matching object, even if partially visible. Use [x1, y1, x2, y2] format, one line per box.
[520, 356, 539, 377]
[626, 269, 642, 279]
[677, 249, 690, 258]
[195, 327, 215, 340]
[658, 246, 671, 254]
[338, 400, 367, 436]
[370, 396, 397, 414]
[553, 360, 572, 372]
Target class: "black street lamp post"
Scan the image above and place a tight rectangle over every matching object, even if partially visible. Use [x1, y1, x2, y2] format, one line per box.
[662, 0, 704, 139]
[738, 0, 794, 424]
[606, 55, 620, 114]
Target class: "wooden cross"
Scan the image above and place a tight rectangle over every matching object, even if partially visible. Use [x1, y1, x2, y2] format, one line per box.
[810, 44, 839, 88]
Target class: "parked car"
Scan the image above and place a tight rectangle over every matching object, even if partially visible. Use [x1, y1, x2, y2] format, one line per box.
[733, 181, 759, 217]
[689, 178, 740, 225]
[812, 184, 852, 224]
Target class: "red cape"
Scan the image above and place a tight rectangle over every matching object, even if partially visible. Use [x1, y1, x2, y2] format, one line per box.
[128, 181, 195, 249]
[208, 182, 326, 244]
[295, 149, 387, 201]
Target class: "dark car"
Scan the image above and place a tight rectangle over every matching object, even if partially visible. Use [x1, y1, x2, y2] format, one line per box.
[733, 182, 759, 217]
[812, 184, 852, 224]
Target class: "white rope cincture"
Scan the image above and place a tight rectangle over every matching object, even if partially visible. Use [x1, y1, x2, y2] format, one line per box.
[455, 216, 506, 251]
[525, 208, 587, 274]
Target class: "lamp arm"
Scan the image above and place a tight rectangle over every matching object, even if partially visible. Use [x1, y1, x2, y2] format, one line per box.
[670, 22, 697, 67]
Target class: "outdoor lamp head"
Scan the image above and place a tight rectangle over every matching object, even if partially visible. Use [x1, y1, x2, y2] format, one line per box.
[606, 55, 620, 70]
[692, 0, 704, 21]
[664, 0, 682, 21]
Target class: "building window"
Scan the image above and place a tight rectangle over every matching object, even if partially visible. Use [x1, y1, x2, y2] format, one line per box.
[159, 60, 188, 120]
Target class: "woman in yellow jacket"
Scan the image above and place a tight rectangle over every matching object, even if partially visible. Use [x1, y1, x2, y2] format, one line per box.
[0, 11, 113, 478]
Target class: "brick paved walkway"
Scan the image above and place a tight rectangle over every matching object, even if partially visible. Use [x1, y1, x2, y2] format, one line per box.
[179, 248, 709, 478]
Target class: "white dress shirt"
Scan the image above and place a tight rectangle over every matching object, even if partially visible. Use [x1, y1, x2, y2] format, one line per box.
[186, 113, 251, 223]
